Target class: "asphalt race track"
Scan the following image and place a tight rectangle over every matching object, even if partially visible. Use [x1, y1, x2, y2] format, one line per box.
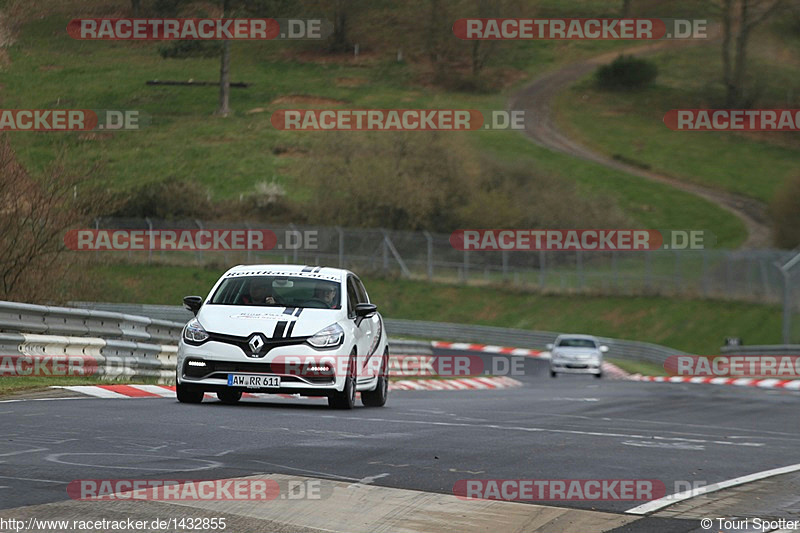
[1, 349, 799, 533]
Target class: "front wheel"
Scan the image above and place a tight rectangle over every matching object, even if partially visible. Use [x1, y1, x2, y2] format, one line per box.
[594, 372, 603, 379]
[329, 351, 357, 410]
[362, 349, 389, 407]
[550, 370, 557, 378]
[176, 382, 204, 403]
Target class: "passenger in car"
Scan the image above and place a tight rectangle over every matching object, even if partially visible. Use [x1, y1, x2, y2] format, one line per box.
[241, 278, 279, 305]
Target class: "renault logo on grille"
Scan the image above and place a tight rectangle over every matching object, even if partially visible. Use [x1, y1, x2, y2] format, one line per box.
[247, 334, 266, 356]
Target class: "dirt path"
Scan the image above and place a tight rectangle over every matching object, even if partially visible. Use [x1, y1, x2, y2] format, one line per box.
[509, 42, 771, 249]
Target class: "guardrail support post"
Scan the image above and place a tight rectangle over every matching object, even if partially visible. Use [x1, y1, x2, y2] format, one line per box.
[539, 250, 546, 288]
[145, 217, 153, 264]
[382, 235, 389, 273]
[194, 219, 204, 264]
[245, 222, 253, 264]
[94, 217, 100, 260]
[612, 250, 619, 290]
[779, 267, 790, 344]
[289, 223, 299, 264]
[336, 226, 344, 268]
[423, 230, 433, 280]
[775, 253, 800, 344]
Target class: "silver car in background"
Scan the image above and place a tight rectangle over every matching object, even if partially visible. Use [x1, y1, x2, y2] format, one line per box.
[548, 334, 608, 378]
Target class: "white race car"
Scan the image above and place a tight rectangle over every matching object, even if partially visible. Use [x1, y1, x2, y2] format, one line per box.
[176, 265, 389, 409]
[547, 334, 608, 378]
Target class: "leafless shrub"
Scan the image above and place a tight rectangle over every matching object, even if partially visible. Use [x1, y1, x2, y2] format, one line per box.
[294, 132, 630, 231]
[0, 135, 107, 302]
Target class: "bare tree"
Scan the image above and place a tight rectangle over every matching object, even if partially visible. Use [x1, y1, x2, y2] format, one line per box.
[424, 0, 453, 68]
[712, 0, 785, 107]
[470, 0, 498, 76]
[328, 0, 351, 53]
[214, 0, 293, 116]
[216, 0, 232, 116]
[0, 137, 104, 302]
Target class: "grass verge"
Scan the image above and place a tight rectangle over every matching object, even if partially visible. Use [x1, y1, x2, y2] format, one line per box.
[607, 358, 667, 377]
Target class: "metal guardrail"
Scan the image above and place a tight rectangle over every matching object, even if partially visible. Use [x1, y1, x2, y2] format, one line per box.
[68, 302, 686, 365]
[0, 332, 176, 382]
[0, 301, 184, 344]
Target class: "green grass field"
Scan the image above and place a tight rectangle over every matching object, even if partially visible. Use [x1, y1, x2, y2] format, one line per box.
[0, 2, 763, 247]
[556, 31, 800, 204]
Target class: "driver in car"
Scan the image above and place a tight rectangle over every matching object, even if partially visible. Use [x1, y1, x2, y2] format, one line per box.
[313, 285, 338, 308]
[241, 278, 279, 305]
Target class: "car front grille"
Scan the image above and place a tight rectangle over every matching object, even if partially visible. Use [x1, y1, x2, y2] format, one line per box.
[183, 359, 334, 385]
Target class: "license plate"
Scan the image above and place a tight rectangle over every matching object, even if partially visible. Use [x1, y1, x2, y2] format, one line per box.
[227, 374, 280, 388]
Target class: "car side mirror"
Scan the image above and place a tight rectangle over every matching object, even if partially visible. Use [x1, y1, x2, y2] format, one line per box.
[546, 343, 554, 350]
[183, 296, 203, 315]
[354, 303, 377, 326]
[599, 345, 609, 353]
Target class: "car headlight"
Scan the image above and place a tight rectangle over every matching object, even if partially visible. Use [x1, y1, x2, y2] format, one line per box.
[308, 323, 344, 349]
[183, 318, 209, 344]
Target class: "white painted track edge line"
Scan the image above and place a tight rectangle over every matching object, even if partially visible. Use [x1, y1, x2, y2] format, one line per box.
[625, 462, 800, 515]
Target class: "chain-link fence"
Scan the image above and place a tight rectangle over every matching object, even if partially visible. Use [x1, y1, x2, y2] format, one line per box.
[84, 217, 800, 342]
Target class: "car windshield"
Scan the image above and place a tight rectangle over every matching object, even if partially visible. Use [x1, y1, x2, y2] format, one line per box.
[209, 276, 341, 309]
[557, 338, 598, 348]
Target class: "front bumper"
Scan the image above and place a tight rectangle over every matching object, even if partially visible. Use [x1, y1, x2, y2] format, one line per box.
[177, 340, 351, 393]
[550, 359, 602, 374]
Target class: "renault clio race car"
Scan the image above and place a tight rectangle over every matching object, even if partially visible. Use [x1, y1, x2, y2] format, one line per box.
[176, 265, 389, 409]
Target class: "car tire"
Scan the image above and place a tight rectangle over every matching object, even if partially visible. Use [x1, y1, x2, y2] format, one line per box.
[550, 370, 557, 378]
[362, 348, 389, 407]
[329, 350, 357, 410]
[217, 390, 242, 404]
[595, 372, 603, 379]
[176, 382, 204, 404]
